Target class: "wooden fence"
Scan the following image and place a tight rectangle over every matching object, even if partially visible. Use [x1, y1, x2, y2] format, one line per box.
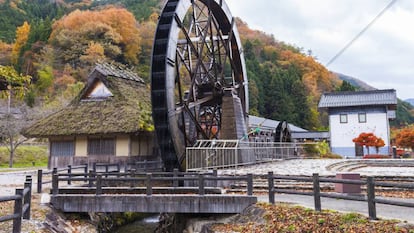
[0, 176, 32, 233]
[268, 172, 414, 220]
[37, 161, 164, 193]
[50, 169, 253, 197]
[38, 162, 414, 220]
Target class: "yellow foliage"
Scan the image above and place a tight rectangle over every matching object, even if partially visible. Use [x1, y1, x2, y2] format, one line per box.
[50, 7, 141, 64]
[12, 21, 30, 65]
[80, 42, 105, 64]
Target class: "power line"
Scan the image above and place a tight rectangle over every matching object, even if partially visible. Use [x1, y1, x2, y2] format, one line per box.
[326, 0, 398, 67]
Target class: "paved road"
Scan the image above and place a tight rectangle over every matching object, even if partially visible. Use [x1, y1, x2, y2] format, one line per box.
[0, 169, 37, 195]
[257, 193, 414, 224]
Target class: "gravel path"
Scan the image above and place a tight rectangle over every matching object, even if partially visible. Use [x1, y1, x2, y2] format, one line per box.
[218, 159, 414, 176]
[0, 169, 37, 195]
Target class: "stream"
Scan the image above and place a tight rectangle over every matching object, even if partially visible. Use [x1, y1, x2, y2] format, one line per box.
[113, 215, 159, 233]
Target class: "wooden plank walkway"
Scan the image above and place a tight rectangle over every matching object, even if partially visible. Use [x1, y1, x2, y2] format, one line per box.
[49, 170, 257, 214]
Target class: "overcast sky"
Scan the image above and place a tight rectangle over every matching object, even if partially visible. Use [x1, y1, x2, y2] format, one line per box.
[225, 0, 414, 100]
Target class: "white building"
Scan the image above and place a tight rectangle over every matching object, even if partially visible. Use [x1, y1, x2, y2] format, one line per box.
[318, 89, 397, 157]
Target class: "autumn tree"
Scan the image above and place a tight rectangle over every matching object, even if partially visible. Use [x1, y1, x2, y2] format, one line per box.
[0, 65, 31, 167]
[0, 41, 12, 65]
[50, 7, 142, 71]
[353, 132, 386, 155]
[12, 21, 31, 66]
[395, 126, 414, 151]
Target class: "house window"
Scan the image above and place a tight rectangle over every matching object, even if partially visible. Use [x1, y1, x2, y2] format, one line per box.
[358, 113, 367, 123]
[50, 141, 74, 157]
[340, 114, 348, 123]
[88, 137, 115, 156]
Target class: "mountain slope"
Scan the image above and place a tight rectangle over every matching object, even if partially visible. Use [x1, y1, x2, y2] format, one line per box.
[405, 99, 414, 106]
[334, 72, 376, 91]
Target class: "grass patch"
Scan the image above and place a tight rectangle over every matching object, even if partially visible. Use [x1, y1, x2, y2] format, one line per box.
[0, 145, 48, 168]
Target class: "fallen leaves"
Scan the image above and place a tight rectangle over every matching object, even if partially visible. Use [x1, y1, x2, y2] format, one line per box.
[212, 203, 414, 233]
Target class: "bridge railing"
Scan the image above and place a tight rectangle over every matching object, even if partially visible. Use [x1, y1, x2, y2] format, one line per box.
[37, 161, 166, 193]
[37, 164, 88, 193]
[0, 176, 32, 233]
[125, 160, 164, 172]
[51, 170, 253, 196]
[267, 172, 414, 220]
[186, 140, 311, 171]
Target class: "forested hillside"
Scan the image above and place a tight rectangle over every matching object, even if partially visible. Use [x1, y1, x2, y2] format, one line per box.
[1, 0, 413, 130]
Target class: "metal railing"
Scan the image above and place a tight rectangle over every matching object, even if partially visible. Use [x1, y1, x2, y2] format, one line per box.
[0, 176, 32, 233]
[267, 172, 414, 220]
[186, 140, 309, 171]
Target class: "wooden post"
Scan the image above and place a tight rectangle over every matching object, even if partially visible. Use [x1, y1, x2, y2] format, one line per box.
[247, 174, 253, 196]
[146, 173, 152, 196]
[37, 169, 42, 193]
[367, 177, 377, 220]
[53, 167, 57, 175]
[268, 172, 275, 204]
[312, 173, 321, 212]
[96, 175, 102, 195]
[13, 189, 23, 233]
[88, 170, 94, 187]
[67, 165, 72, 185]
[105, 164, 109, 178]
[173, 168, 179, 188]
[213, 169, 218, 187]
[84, 164, 88, 181]
[130, 169, 136, 187]
[52, 174, 59, 195]
[199, 174, 205, 196]
[23, 179, 31, 220]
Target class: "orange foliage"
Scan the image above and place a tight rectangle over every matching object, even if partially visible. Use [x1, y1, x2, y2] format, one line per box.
[395, 126, 414, 150]
[50, 7, 141, 64]
[236, 17, 340, 107]
[236, 18, 278, 46]
[278, 49, 340, 102]
[80, 42, 105, 64]
[353, 132, 386, 154]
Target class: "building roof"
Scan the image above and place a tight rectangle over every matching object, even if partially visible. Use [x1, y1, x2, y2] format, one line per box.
[318, 89, 397, 109]
[23, 63, 153, 138]
[248, 115, 307, 132]
[291, 131, 329, 140]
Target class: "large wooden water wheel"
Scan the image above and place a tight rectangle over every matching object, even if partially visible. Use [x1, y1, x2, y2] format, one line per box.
[151, 0, 248, 171]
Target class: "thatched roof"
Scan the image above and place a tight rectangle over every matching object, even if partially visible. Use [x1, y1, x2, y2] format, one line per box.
[23, 64, 154, 138]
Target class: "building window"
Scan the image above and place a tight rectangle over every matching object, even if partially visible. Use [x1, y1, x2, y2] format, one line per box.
[50, 141, 74, 157]
[340, 114, 348, 123]
[358, 113, 367, 123]
[88, 137, 115, 156]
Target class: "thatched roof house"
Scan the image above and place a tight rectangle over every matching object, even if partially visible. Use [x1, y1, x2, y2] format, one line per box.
[23, 63, 158, 169]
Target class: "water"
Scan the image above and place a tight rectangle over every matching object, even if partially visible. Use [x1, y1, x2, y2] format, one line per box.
[113, 215, 159, 233]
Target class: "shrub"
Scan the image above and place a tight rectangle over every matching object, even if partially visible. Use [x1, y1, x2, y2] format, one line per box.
[303, 141, 332, 158]
[362, 154, 390, 159]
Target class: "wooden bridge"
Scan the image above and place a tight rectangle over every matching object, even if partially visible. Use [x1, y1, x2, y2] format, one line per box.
[47, 167, 257, 214]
